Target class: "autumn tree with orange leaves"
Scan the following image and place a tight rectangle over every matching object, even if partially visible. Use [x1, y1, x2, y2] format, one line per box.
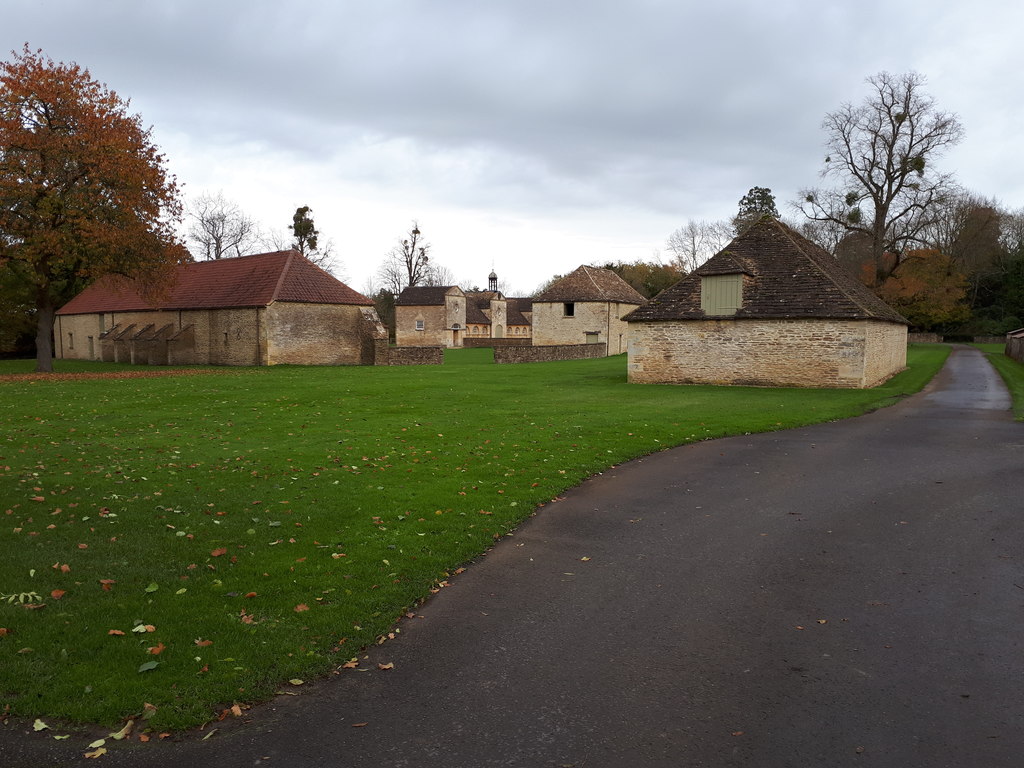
[877, 249, 970, 330]
[0, 46, 188, 371]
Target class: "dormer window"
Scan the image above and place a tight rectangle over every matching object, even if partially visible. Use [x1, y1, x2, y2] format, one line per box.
[700, 274, 743, 316]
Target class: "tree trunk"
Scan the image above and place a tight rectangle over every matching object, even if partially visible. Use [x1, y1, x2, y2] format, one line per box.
[34, 290, 55, 373]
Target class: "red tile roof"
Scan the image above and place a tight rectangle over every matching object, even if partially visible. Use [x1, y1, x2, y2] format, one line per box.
[57, 251, 372, 315]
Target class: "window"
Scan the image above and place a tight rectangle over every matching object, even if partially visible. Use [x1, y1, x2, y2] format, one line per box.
[700, 274, 743, 316]
[563, 302, 575, 317]
[68, 332, 74, 349]
[415, 319, 425, 331]
[585, 332, 600, 344]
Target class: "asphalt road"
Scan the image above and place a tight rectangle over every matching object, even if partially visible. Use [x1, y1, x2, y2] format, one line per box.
[5, 346, 1022, 768]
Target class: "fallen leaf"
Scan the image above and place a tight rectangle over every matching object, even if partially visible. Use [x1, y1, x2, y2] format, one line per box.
[53, 734, 70, 740]
[210, 547, 227, 557]
[99, 579, 116, 591]
[88, 738, 106, 748]
[84, 747, 107, 758]
[50, 589, 66, 600]
[351, 722, 369, 728]
[0, 628, 10, 637]
[77, 543, 88, 549]
[377, 662, 395, 670]
[289, 678, 304, 686]
[194, 638, 213, 647]
[138, 734, 150, 742]
[109, 720, 133, 740]
[108, 629, 126, 636]
[147, 642, 166, 655]
[33, 719, 49, 731]
[294, 603, 310, 612]
[138, 661, 160, 673]
[230, 704, 242, 717]
[244, 591, 257, 598]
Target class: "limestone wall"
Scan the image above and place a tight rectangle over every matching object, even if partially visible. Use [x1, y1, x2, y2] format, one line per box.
[463, 337, 532, 348]
[388, 346, 444, 365]
[396, 304, 450, 347]
[494, 343, 608, 364]
[531, 301, 635, 355]
[267, 303, 366, 365]
[57, 302, 387, 367]
[628, 318, 907, 388]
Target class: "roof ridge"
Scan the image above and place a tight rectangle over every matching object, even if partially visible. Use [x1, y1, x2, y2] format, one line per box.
[776, 221, 893, 319]
[271, 251, 295, 303]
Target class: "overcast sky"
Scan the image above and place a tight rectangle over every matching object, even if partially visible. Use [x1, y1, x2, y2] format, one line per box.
[6, 1, 1024, 295]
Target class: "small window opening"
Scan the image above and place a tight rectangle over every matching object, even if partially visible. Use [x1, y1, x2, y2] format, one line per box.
[563, 302, 575, 317]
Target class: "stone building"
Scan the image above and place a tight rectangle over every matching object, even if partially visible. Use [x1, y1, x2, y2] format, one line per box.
[505, 298, 533, 340]
[531, 265, 645, 355]
[55, 250, 387, 366]
[394, 286, 467, 347]
[395, 271, 532, 346]
[624, 218, 909, 388]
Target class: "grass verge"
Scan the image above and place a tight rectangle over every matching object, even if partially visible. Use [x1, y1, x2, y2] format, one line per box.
[974, 343, 1024, 419]
[0, 346, 946, 730]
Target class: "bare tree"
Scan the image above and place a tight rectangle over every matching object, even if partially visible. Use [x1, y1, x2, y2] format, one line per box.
[186, 191, 260, 260]
[376, 221, 433, 293]
[796, 71, 964, 286]
[790, 216, 848, 255]
[665, 219, 731, 272]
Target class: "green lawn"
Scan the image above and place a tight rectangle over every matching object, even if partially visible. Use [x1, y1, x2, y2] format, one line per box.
[0, 346, 948, 731]
[974, 343, 1024, 419]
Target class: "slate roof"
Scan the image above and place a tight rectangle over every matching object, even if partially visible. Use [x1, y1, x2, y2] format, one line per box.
[505, 298, 532, 326]
[624, 219, 908, 324]
[57, 251, 372, 314]
[394, 285, 463, 306]
[534, 265, 646, 305]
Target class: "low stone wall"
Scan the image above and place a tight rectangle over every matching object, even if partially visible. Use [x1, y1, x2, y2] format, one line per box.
[494, 343, 607, 364]
[388, 346, 444, 366]
[974, 336, 1007, 345]
[1007, 330, 1024, 363]
[908, 332, 944, 343]
[462, 337, 532, 348]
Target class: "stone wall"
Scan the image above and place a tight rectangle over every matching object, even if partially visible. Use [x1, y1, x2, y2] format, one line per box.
[57, 302, 389, 367]
[494, 343, 608, 364]
[463, 337, 532, 348]
[395, 304, 449, 347]
[267, 303, 367, 365]
[627, 318, 907, 388]
[908, 332, 944, 343]
[387, 346, 444, 365]
[973, 336, 1007, 345]
[531, 301, 636, 355]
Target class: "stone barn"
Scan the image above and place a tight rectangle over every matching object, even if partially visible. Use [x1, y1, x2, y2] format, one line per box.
[55, 250, 387, 366]
[532, 265, 645, 355]
[625, 219, 909, 388]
